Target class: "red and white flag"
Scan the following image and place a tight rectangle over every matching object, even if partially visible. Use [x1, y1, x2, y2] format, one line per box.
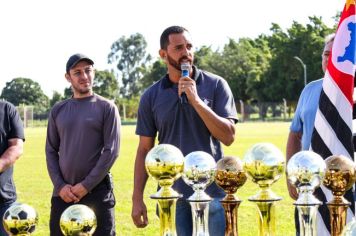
[310, 0, 356, 235]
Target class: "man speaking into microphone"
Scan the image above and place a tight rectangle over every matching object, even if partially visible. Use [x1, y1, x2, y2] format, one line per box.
[131, 25, 238, 236]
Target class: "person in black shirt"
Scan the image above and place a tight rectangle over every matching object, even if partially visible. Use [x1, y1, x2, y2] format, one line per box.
[0, 101, 24, 235]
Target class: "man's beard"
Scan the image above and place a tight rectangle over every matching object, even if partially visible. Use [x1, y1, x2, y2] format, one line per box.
[167, 54, 193, 71]
[72, 84, 92, 95]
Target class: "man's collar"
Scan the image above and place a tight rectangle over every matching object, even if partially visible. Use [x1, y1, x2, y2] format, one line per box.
[162, 65, 201, 89]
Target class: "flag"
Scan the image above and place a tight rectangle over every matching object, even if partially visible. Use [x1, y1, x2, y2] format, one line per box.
[310, 0, 356, 235]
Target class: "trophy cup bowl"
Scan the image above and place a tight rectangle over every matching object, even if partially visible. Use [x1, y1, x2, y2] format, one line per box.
[287, 150, 326, 205]
[243, 143, 285, 201]
[60, 204, 97, 236]
[287, 151, 326, 236]
[323, 155, 356, 204]
[3, 203, 38, 235]
[145, 144, 184, 198]
[182, 151, 216, 236]
[215, 156, 247, 201]
[182, 151, 216, 201]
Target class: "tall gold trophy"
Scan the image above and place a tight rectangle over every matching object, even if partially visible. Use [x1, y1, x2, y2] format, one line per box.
[322, 155, 356, 236]
[287, 151, 326, 236]
[243, 143, 285, 236]
[215, 156, 247, 236]
[145, 144, 184, 236]
[60, 204, 97, 236]
[2, 203, 38, 235]
[182, 151, 216, 236]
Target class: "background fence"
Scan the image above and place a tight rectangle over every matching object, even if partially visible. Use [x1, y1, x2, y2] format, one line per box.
[17, 99, 295, 127]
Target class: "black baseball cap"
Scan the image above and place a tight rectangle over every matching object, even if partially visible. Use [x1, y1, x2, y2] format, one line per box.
[66, 53, 94, 73]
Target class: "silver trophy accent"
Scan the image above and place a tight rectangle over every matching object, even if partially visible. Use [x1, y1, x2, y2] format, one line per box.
[182, 151, 216, 236]
[287, 150, 326, 236]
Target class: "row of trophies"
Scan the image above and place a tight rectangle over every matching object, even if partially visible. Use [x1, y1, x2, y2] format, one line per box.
[2, 202, 97, 235]
[4, 142, 356, 235]
[145, 143, 356, 236]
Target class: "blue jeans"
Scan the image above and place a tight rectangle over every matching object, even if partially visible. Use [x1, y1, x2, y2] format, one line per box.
[176, 198, 225, 236]
[0, 201, 16, 236]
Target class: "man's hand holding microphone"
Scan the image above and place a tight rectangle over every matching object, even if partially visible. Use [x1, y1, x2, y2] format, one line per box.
[179, 62, 198, 105]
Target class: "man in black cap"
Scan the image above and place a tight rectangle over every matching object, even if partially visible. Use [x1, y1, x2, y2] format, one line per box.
[46, 53, 121, 235]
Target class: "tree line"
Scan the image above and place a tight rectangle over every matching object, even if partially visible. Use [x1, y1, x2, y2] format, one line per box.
[0, 15, 339, 119]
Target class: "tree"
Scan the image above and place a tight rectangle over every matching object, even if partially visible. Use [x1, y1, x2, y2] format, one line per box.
[261, 17, 334, 102]
[193, 39, 271, 102]
[50, 91, 63, 107]
[108, 33, 151, 98]
[193, 46, 218, 71]
[93, 70, 119, 100]
[0, 78, 49, 114]
[140, 59, 167, 89]
[222, 38, 271, 101]
[63, 87, 72, 98]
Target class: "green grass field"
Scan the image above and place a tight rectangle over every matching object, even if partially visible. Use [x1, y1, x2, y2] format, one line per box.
[15, 122, 295, 235]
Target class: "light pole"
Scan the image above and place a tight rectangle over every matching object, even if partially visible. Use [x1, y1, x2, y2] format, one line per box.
[293, 56, 307, 86]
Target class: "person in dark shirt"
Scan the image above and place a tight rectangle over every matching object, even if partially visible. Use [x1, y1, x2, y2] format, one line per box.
[0, 101, 24, 235]
[131, 26, 238, 236]
[46, 53, 120, 236]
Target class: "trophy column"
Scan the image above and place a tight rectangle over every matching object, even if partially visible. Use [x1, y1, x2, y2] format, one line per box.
[286, 151, 326, 236]
[249, 196, 280, 236]
[294, 195, 321, 236]
[215, 156, 247, 236]
[182, 151, 217, 236]
[151, 196, 181, 236]
[243, 143, 285, 236]
[220, 199, 241, 236]
[145, 144, 185, 236]
[188, 199, 211, 235]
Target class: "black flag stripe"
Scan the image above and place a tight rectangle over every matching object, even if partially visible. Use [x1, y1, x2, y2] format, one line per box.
[318, 90, 354, 157]
[310, 129, 332, 158]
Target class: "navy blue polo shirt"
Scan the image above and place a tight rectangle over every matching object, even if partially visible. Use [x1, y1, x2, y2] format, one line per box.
[136, 66, 238, 199]
[0, 101, 24, 203]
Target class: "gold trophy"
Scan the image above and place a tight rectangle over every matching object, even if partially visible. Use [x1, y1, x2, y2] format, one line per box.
[215, 156, 247, 236]
[145, 144, 184, 236]
[60, 204, 97, 236]
[287, 151, 326, 236]
[243, 143, 285, 236]
[322, 155, 356, 236]
[2, 203, 38, 235]
[182, 151, 216, 236]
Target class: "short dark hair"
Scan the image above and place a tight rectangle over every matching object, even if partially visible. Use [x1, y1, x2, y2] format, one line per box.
[160, 26, 188, 50]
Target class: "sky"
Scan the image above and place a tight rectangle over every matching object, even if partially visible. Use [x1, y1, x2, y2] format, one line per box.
[0, 0, 345, 97]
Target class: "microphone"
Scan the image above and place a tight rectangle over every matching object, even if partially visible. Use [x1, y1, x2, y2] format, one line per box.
[180, 63, 190, 104]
